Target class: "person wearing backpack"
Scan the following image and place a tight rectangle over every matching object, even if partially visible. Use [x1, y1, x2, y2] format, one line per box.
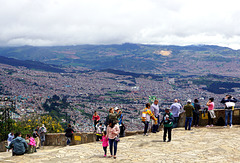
[221, 95, 237, 128]
[65, 124, 74, 145]
[39, 124, 47, 147]
[141, 103, 157, 136]
[160, 108, 174, 142]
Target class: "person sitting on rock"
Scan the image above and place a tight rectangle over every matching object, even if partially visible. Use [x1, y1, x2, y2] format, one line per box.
[6, 132, 28, 156]
[25, 134, 36, 153]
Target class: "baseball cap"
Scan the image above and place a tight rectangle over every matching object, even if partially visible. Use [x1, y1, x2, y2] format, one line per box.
[187, 99, 191, 103]
[114, 107, 119, 111]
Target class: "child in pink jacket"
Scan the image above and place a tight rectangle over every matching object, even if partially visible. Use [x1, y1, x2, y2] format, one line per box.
[101, 131, 108, 157]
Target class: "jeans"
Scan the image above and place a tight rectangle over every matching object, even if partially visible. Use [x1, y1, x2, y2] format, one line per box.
[173, 117, 179, 128]
[225, 110, 233, 126]
[152, 116, 159, 132]
[109, 139, 118, 156]
[163, 127, 172, 141]
[193, 113, 199, 126]
[185, 117, 193, 130]
[143, 121, 149, 134]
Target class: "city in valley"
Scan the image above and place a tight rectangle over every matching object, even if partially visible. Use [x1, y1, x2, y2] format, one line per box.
[1, 62, 240, 132]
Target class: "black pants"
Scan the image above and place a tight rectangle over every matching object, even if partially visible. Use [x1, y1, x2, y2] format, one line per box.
[163, 127, 172, 141]
[208, 112, 213, 125]
[193, 113, 199, 126]
[103, 147, 107, 155]
[94, 120, 99, 131]
[143, 121, 149, 134]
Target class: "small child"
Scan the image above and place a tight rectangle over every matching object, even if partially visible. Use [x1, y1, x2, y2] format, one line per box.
[160, 108, 174, 142]
[101, 131, 108, 157]
[96, 123, 103, 141]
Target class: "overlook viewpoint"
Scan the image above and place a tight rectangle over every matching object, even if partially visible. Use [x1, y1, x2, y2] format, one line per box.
[1, 126, 240, 163]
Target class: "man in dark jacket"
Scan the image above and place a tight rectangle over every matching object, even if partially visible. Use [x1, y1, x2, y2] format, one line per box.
[65, 124, 74, 145]
[221, 95, 237, 128]
[6, 132, 28, 156]
[193, 99, 201, 127]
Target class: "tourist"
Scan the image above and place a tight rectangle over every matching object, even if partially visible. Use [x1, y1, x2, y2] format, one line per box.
[160, 108, 174, 142]
[39, 124, 47, 146]
[109, 107, 122, 124]
[116, 107, 125, 137]
[183, 99, 195, 130]
[119, 123, 125, 137]
[206, 98, 215, 127]
[150, 99, 160, 133]
[141, 103, 157, 136]
[101, 131, 109, 157]
[106, 120, 120, 159]
[25, 134, 36, 153]
[221, 95, 237, 128]
[170, 99, 182, 128]
[33, 127, 40, 149]
[65, 124, 74, 145]
[193, 99, 201, 127]
[6, 132, 28, 156]
[6, 132, 14, 152]
[92, 111, 100, 132]
[96, 122, 103, 141]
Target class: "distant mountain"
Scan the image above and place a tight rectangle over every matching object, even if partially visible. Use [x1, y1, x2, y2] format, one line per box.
[0, 56, 65, 73]
[0, 43, 240, 76]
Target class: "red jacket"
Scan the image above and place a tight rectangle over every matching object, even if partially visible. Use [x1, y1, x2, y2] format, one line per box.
[92, 115, 100, 121]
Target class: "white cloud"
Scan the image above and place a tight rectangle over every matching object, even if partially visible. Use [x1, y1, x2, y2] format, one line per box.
[0, 0, 240, 49]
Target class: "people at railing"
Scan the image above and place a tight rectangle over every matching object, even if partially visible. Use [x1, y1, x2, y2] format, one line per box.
[206, 98, 215, 127]
[170, 99, 182, 128]
[184, 99, 195, 130]
[193, 99, 201, 127]
[221, 95, 237, 128]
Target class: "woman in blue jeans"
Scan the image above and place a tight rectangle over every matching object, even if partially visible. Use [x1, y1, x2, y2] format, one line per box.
[106, 120, 120, 159]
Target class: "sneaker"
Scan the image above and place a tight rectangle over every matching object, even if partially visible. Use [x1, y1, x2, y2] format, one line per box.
[230, 125, 233, 128]
[193, 125, 195, 127]
[206, 125, 210, 127]
[146, 133, 148, 136]
[223, 126, 227, 128]
[163, 140, 166, 142]
[167, 140, 171, 142]
[210, 124, 213, 127]
[196, 125, 199, 127]
[104, 155, 106, 157]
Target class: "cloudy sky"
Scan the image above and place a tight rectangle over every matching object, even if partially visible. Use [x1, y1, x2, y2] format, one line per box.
[0, 0, 240, 49]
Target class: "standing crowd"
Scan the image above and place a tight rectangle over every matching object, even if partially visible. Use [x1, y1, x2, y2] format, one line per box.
[141, 95, 238, 142]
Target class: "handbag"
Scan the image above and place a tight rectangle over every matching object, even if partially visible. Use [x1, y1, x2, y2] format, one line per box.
[208, 110, 216, 119]
[115, 136, 120, 142]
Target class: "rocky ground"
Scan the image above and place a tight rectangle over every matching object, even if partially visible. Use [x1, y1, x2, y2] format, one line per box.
[1, 126, 240, 163]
